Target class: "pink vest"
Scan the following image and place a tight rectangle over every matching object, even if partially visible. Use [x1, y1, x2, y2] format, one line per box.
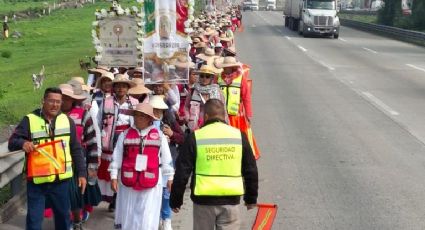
[121, 127, 161, 191]
[188, 90, 204, 131]
[178, 84, 188, 118]
[68, 107, 85, 144]
[101, 96, 138, 152]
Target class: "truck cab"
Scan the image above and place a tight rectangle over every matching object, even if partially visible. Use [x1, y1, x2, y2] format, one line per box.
[298, 0, 340, 38]
[266, 0, 276, 10]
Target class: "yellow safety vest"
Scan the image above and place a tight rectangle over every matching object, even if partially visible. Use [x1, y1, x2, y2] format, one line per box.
[218, 75, 242, 116]
[27, 113, 73, 184]
[194, 122, 244, 196]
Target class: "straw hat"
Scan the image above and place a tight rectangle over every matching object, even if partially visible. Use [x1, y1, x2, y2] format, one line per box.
[215, 56, 241, 69]
[149, 95, 169, 110]
[224, 46, 237, 56]
[112, 74, 136, 88]
[196, 64, 218, 76]
[59, 83, 86, 100]
[194, 42, 207, 48]
[219, 34, 232, 42]
[128, 78, 151, 95]
[132, 103, 158, 120]
[172, 55, 196, 69]
[88, 65, 109, 74]
[95, 71, 114, 88]
[192, 37, 201, 43]
[196, 48, 218, 62]
[204, 27, 215, 36]
[69, 76, 92, 91]
[134, 66, 146, 73]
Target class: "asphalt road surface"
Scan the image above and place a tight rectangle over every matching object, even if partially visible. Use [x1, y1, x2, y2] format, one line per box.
[3, 10, 425, 230]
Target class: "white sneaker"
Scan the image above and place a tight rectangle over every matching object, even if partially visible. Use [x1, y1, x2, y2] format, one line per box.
[163, 219, 172, 230]
[158, 220, 164, 230]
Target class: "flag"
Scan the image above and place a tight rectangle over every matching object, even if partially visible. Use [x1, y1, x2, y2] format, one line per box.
[252, 204, 278, 230]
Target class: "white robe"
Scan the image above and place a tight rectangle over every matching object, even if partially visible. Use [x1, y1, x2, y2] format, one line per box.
[109, 125, 174, 230]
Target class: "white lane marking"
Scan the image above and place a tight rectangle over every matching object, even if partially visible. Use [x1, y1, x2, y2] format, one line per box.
[361, 92, 399, 116]
[285, 36, 291, 40]
[297, 45, 307, 52]
[406, 64, 425, 73]
[318, 61, 335, 71]
[339, 38, 347, 42]
[363, 47, 378, 54]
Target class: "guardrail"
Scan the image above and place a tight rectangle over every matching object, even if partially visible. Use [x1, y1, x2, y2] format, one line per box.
[0, 141, 26, 223]
[340, 19, 425, 47]
[340, 10, 378, 15]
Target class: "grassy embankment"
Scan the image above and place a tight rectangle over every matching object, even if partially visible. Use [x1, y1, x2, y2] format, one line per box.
[0, 0, 139, 205]
[0, 0, 57, 15]
[0, 2, 112, 129]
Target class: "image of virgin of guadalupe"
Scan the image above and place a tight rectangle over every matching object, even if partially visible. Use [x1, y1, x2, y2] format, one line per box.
[159, 15, 171, 40]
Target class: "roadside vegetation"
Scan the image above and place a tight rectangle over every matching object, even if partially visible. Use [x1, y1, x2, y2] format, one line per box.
[0, 1, 128, 129]
[378, 0, 425, 30]
[339, 13, 378, 24]
[0, 0, 56, 15]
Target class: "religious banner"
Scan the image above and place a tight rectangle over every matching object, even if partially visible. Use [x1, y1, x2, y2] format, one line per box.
[143, 0, 190, 84]
[92, 3, 144, 67]
[401, 0, 413, 15]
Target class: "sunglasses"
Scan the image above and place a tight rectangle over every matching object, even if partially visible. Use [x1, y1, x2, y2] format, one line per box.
[199, 75, 212, 79]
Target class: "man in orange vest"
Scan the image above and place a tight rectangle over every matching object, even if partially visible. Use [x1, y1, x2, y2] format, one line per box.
[9, 87, 87, 230]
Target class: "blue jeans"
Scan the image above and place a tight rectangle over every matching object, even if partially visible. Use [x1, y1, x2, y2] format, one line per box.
[26, 180, 71, 230]
[161, 187, 172, 219]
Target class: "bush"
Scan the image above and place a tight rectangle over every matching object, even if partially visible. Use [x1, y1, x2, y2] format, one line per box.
[1, 50, 12, 58]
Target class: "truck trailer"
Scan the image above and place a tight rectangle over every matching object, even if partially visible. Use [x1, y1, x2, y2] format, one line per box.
[284, 0, 340, 38]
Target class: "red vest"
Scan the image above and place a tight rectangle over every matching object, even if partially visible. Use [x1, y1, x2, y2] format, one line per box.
[121, 127, 161, 191]
[68, 107, 85, 144]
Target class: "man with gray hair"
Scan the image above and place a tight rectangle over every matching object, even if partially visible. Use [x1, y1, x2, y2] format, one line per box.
[170, 99, 258, 230]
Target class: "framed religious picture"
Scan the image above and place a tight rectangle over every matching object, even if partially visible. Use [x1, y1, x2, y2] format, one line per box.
[97, 15, 140, 67]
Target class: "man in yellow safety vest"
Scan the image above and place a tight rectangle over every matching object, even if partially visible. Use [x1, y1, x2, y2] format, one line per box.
[170, 99, 258, 230]
[8, 87, 87, 230]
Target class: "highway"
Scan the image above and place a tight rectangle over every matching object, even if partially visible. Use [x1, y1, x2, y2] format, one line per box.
[3, 10, 425, 230]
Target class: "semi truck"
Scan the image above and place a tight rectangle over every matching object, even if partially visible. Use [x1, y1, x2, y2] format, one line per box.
[266, 0, 276, 10]
[284, 0, 340, 38]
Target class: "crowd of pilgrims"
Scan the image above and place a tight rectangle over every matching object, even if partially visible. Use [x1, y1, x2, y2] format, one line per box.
[39, 5, 258, 230]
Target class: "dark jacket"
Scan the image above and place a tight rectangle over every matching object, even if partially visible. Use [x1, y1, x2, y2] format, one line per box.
[8, 109, 87, 179]
[170, 119, 258, 208]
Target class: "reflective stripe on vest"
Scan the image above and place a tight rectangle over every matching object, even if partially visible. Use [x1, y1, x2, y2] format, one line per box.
[218, 75, 242, 116]
[27, 113, 73, 184]
[121, 127, 161, 190]
[194, 122, 244, 196]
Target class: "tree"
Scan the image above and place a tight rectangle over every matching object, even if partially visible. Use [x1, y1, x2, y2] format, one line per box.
[378, 0, 401, 26]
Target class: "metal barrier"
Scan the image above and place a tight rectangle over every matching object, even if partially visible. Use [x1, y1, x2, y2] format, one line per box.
[0, 142, 25, 223]
[340, 19, 425, 47]
[0, 142, 24, 189]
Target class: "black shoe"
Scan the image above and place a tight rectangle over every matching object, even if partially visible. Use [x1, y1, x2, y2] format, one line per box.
[108, 194, 116, 212]
[108, 202, 115, 212]
[72, 222, 83, 230]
